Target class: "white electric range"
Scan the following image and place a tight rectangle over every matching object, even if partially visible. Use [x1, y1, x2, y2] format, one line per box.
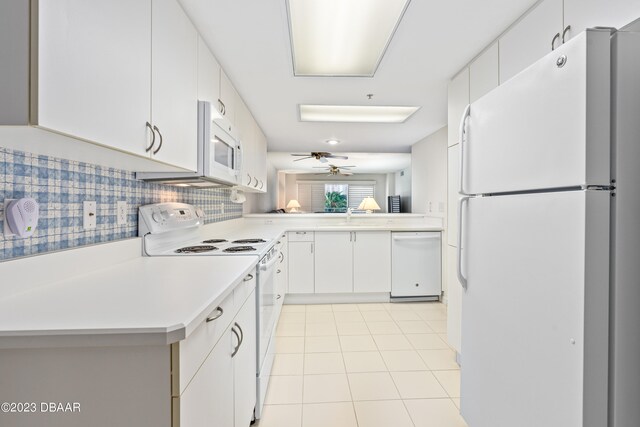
[138, 202, 281, 421]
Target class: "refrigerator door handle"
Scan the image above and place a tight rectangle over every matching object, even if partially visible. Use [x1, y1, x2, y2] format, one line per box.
[457, 196, 470, 289]
[458, 104, 471, 196]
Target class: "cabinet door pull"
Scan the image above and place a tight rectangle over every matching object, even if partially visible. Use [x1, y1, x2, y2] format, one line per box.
[259, 180, 264, 189]
[247, 174, 252, 185]
[236, 322, 244, 347]
[310, 243, 314, 254]
[354, 232, 356, 242]
[296, 231, 306, 235]
[145, 122, 155, 152]
[276, 294, 282, 299]
[551, 32, 560, 51]
[206, 307, 224, 322]
[244, 273, 254, 282]
[218, 99, 226, 116]
[562, 25, 571, 43]
[231, 326, 241, 357]
[152, 125, 163, 154]
[277, 269, 282, 274]
[279, 252, 284, 263]
[253, 177, 259, 188]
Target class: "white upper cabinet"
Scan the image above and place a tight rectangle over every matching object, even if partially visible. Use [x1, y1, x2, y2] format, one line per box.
[469, 43, 499, 103]
[197, 36, 220, 105]
[563, 0, 640, 41]
[37, 0, 152, 158]
[447, 68, 469, 147]
[499, 0, 563, 84]
[151, 0, 198, 171]
[219, 70, 238, 126]
[254, 125, 268, 192]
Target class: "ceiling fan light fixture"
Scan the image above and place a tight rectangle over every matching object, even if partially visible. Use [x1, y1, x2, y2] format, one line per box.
[299, 105, 420, 123]
[287, 0, 411, 77]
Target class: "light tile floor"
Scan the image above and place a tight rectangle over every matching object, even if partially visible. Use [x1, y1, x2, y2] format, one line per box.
[257, 302, 467, 427]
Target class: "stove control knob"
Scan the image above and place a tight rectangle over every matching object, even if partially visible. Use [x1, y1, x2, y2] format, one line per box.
[152, 212, 162, 223]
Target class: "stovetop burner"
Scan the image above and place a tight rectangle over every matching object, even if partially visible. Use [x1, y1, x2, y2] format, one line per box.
[232, 239, 266, 244]
[224, 246, 257, 253]
[175, 245, 218, 254]
[202, 239, 228, 244]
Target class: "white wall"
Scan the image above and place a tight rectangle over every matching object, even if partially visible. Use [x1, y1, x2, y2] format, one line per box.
[411, 126, 448, 219]
[284, 173, 388, 211]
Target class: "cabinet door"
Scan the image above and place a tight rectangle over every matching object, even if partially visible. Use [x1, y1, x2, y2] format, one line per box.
[353, 231, 391, 293]
[234, 290, 257, 427]
[288, 242, 315, 293]
[314, 232, 354, 293]
[37, 0, 151, 156]
[447, 144, 460, 247]
[446, 245, 462, 353]
[447, 68, 469, 147]
[237, 99, 256, 189]
[197, 36, 220, 105]
[151, 0, 198, 171]
[179, 329, 234, 427]
[255, 126, 268, 193]
[564, 0, 640, 42]
[220, 70, 237, 125]
[469, 43, 499, 103]
[499, 0, 563, 84]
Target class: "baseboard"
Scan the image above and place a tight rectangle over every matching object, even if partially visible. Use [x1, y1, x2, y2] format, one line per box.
[284, 293, 391, 305]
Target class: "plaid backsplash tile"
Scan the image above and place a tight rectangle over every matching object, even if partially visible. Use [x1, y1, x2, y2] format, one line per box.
[0, 146, 243, 261]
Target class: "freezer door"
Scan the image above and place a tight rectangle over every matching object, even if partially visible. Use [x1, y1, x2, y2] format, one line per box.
[460, 190, 609, 427]
[462, 30, 610, 195]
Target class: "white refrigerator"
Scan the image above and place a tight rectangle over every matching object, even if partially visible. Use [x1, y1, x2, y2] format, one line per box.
[457, 29, 640, 427]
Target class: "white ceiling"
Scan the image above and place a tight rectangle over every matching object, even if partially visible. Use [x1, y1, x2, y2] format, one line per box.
[180, 0, 537, 153]
[268, 152, 411, 174]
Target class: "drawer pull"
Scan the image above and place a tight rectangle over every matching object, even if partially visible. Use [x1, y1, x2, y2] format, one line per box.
[244, 274, 254, 282]
[206, 307, 224, 322]
[277, 269, 281, 274]
[276, 294, 282, 300]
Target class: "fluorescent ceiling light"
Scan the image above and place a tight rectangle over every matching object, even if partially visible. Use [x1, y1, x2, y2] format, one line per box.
[287, 0, 411, 76]
[300, 105, 420, 123]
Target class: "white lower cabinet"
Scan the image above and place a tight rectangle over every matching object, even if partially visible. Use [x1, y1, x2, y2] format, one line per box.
[174, 276, 257, 427]
[233, 289, 257, 427]
[353, 231, 391, 293]
[315, 232, 354, 293]
[275, 234, 288, 305]
[313, 231, 391, 294]
[288, 232, 315, 294]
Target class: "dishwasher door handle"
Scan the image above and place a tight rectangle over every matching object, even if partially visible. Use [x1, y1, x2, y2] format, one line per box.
[392, 235, 440, 241]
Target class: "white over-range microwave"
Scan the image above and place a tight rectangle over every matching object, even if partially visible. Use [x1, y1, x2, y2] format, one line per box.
[136, 101, 242, 187]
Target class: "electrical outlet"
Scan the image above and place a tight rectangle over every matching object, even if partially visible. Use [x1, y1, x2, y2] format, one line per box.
[116, 201, 127, 225]
[83, 201, 96, 230]
[220, 203, 225, 214]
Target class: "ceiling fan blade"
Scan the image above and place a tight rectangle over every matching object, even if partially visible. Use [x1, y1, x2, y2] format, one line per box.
[291, 153, 311, 156]
[327, 155, 349, 160]
[339, 165, 356, 169]
[342, 172, 354, 176]
[312, 166, 330, 168]
[293, 157, 312, 162]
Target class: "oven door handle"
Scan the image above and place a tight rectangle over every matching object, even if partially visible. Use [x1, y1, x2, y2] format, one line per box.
[260, 255, 280, 272]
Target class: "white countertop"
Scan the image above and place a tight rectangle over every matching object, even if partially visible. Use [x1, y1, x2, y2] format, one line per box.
[0, 240, 257, 349]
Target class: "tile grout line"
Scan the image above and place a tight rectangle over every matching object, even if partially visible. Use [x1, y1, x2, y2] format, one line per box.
[332, 305, 360, 427]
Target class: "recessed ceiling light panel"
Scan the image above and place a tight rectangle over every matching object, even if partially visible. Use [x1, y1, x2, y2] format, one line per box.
[287, 0, 411, 77]
[299, 105, 420, 123]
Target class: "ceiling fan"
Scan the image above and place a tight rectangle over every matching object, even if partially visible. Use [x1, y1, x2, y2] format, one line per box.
[314, 164, 356, 176]
[291, 152, 349, 163]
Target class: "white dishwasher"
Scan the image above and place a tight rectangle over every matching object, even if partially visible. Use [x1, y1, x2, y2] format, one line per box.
[391, 232, 442, 301]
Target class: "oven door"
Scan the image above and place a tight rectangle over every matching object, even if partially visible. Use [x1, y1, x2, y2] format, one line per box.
[257, 252, 278, 370]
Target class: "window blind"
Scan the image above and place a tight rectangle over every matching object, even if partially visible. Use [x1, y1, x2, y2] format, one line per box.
[348, 185, 375, 210]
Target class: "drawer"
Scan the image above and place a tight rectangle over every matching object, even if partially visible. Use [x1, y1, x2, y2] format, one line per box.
[234, 269, 257, 313]
[288, 231, 314, 242]
[174, 292, 235, 396]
